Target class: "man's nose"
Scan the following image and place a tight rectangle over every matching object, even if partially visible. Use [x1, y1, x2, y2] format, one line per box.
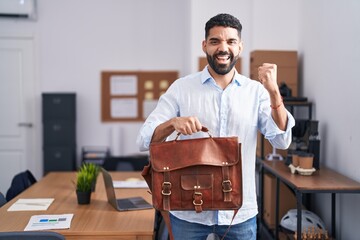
[218, 41, 229, 52]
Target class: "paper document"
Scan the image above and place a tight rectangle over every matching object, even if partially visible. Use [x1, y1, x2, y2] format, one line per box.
[110, 98, 138, 118]
[7, 198, 54, 211]
[113, 180, 148, 188]
[110, 75, 138, 95]
[24, 214, 74, 231]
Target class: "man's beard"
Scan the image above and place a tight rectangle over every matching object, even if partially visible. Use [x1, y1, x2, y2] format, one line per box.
[206, 51, 239, 75]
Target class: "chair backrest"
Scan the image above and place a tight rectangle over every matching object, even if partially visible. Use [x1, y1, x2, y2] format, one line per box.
[0, 192, 6, 207]
[6, 170, 37, 201]
[0, 231, 65, 240]
[103, 155, 149, 171]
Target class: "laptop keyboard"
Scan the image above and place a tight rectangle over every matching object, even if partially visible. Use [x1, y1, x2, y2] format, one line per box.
[117, 197, 151, 209]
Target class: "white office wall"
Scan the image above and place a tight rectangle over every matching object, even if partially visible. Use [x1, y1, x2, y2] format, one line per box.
[298, 1, 360, 239]
[250, 0, 299, 51]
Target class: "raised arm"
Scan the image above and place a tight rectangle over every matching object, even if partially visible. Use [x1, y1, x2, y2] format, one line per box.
[258, 63, 288, 130]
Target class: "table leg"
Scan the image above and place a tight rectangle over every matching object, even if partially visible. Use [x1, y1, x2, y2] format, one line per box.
[331, 193, 336, 238]
[258, 163, 264, 239]
[296, 190, 302, 240]
[275, 177, 280, 239]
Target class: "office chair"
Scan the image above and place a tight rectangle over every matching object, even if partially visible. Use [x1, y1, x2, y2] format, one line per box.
[103, 155, 149, 171]
[6, 170, 37, 201]
[0, 192, 6, 207]
[0, 231, 65, 240]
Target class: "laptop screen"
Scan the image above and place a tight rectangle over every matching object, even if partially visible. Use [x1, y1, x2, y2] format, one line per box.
[101, 168, 120, 208]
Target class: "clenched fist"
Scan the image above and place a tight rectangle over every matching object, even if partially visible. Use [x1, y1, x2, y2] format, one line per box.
[258, 63, 279, 93]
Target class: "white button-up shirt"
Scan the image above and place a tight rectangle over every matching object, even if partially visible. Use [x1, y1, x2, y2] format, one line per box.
[137, 67, 295, 225]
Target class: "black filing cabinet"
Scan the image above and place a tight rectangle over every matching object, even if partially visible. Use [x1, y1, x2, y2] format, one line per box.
[42, 93, 76, 173]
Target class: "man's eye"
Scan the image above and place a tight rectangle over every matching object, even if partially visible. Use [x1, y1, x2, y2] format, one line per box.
[210, 40, 219, 45]
[228, 40, 238, 45]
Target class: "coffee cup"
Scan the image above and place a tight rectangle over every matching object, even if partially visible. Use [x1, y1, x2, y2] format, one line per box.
[298, 152, 314, 169]
[292, 152, 300, 167]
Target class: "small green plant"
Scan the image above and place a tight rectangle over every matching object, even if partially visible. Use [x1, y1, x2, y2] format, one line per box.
[81, 163, 100, 179]
[75, 163, 100, 192]
[76, 170, 94, 192]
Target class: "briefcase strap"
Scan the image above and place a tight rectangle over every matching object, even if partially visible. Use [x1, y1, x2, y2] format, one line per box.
[160, 210, 174, 240]
[160, 210, 238, 240]
[174, 126, 211, 140]
[222, 165, 233, 202]
[162, 168, 171, 211]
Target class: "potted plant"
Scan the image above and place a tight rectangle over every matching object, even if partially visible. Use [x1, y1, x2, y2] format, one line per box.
[81, 163, 100, 192]
[75, 167, 94, 204]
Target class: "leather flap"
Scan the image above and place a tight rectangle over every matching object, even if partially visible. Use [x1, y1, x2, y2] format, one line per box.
[150, 136, 239, 172]
[181, 174, 213, 190]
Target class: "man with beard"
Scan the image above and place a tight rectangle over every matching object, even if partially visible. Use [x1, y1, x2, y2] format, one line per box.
[137, 13, 295, 240]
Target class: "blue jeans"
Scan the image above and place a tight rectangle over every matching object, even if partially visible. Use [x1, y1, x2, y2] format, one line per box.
[169, 214, 257, 240]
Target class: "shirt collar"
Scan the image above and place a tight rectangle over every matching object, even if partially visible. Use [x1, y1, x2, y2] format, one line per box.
[201, 66, 243, 86]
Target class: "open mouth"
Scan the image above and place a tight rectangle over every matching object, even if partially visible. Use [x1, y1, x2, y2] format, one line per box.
[215, 54, 231, 64]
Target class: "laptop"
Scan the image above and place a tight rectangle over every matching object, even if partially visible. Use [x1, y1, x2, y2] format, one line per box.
[101, 168, 152, 211]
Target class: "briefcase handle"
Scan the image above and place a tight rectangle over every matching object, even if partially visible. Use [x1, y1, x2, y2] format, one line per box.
[175, 126, 212, 141]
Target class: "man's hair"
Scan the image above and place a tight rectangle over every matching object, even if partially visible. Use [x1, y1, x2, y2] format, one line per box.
[205, 13, 242, 39]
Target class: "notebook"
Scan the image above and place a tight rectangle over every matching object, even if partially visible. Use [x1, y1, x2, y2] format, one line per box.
[101, 168, 152, 211]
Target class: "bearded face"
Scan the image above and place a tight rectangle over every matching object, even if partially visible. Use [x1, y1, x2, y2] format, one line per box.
[206, 50, 239, 75]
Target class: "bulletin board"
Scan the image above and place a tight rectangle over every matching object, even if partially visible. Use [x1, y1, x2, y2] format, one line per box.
[101, 71, 178, 122]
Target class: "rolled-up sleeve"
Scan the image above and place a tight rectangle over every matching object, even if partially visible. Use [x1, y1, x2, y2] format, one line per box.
[265, 110, 295, 149]
[136, 121, 160, 151]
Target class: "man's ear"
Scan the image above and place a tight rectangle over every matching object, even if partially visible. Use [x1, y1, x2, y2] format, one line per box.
[202, 40, 207, 54]
[238, 41, 244, 54]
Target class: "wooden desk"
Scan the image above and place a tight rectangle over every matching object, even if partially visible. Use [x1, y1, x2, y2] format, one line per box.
[259, 160, 360, 240]
[0, 172, 154, 240]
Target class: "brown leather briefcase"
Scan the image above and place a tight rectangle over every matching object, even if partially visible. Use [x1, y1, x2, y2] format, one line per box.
[142, 127, 242, 213]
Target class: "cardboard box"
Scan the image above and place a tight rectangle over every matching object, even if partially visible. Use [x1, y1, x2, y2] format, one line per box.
[250, 50, 298, 96]
[250, 50, 297, 67]
[263, 173, 297, 229]
[251, 67, 297, 83]
[250, 66, 298, 96]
